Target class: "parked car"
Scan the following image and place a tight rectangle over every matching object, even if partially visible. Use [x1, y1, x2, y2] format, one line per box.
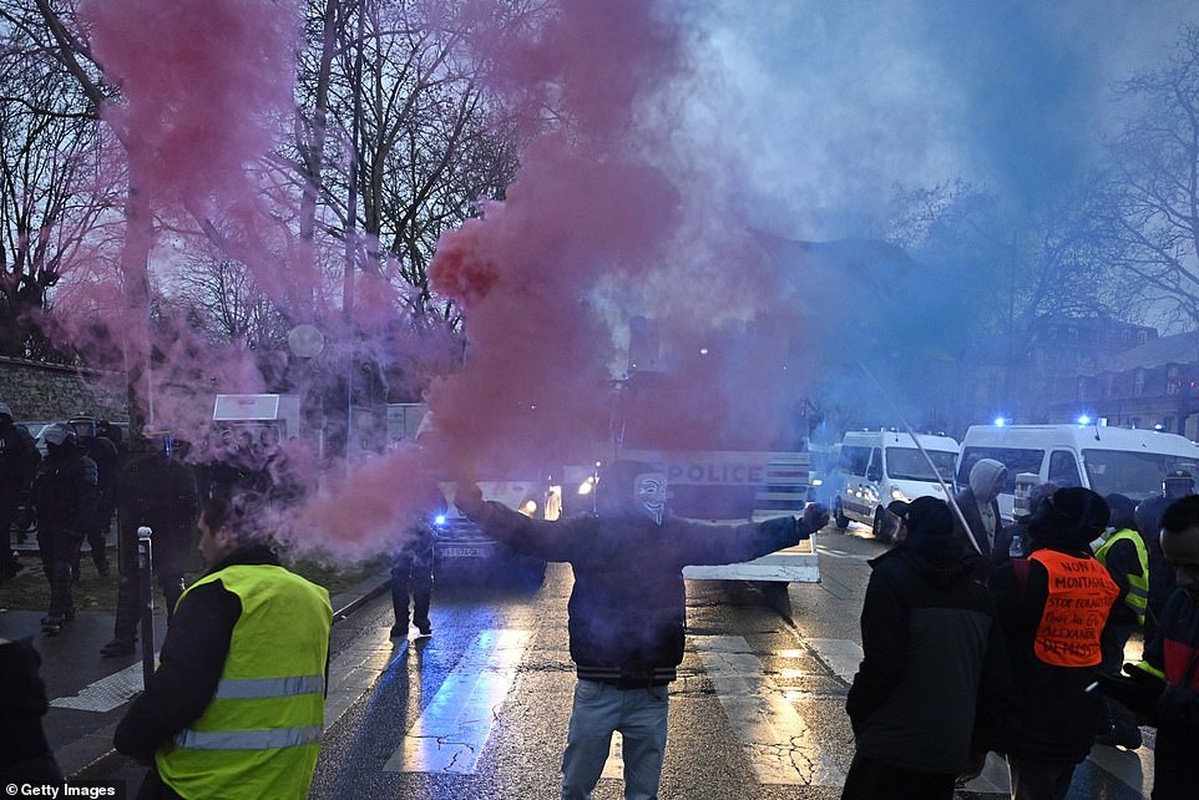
[431, 479, 550, 588]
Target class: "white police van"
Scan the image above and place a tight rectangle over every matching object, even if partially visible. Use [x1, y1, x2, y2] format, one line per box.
[956, 423, 1199, 523]
[831, 430, 960, 542]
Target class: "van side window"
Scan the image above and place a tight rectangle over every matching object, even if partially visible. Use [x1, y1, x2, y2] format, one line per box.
[840, 446, 871, 477]
[862, 448, 882, 481]
[1048, 450, 1082, 488]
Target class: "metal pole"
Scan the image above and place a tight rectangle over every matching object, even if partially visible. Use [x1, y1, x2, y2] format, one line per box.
[137, 526, 155, 687]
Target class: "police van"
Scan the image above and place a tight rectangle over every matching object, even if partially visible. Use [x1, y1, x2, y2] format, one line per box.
[956, 423, 1199, 523]
[831, 430, 960, 541]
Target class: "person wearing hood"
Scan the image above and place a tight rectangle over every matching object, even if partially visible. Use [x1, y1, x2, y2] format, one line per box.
[954, 458, 1009, 580]
[843, 496, 1015, 799]
[455, 459, 829, 800]
[987, 487, 1120, 800]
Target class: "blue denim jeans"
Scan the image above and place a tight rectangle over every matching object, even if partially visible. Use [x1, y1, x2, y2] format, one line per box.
[561, 679, 669, 800]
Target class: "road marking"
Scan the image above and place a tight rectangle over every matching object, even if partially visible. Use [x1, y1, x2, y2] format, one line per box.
[814, 548, 872, 560]
[325, 629, 407, 728]
[601, 732, 625, 781]
[385, 629, 531, 774]
[695, 634, 844, 786]
[50, 660, 148, 712]
[804, 638, 862, 683]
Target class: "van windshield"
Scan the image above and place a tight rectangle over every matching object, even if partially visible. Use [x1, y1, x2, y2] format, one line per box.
[886, 448, 957, 482]
[957, 447, 1044, 492]
[1082, 449, 1199, 502]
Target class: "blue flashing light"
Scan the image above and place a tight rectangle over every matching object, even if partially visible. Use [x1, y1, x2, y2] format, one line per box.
[993, 417, 1007, 427]
[1077, 415, 1092, 426]
[433, 513, 448, 527]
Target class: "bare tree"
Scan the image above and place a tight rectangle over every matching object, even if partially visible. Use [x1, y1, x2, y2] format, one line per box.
[1101, 24, 1199, 329]
[0, 3, 114, 360]
[311, 0, 521, 327]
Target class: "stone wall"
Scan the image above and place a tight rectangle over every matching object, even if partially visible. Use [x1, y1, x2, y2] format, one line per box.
[0, 356, 127, 424]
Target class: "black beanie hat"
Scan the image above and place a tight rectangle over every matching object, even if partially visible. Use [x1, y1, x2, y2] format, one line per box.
[1029, 487, 1110, 548]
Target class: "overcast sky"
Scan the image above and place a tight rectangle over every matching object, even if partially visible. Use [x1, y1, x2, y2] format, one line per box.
[675, 0, 1197, 241]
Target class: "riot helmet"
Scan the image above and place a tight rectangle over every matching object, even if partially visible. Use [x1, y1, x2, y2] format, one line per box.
[43, 423, 78, 454]
[67, 414, 99, 441]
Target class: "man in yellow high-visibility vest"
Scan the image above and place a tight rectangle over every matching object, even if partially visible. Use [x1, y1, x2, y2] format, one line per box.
[1094, 493, 1150, 750]
[114, 493, 332, 799]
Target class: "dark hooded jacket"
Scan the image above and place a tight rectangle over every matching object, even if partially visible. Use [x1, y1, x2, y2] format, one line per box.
[846, 497, 1015, 774]
[0, 637, 62, 783]
[953, 458, 1007, 581]
[988, 487, 1119, 764]
[458, 460, 808, 686]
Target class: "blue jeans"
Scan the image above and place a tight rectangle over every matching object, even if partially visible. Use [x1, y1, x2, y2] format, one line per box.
[561, 679, 669, 800]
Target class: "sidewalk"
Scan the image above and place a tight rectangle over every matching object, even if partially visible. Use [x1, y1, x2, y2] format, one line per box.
[0, 554, 391, 779]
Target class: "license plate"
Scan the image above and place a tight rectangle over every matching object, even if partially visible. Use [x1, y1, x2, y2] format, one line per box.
[441, 546, 483, 558]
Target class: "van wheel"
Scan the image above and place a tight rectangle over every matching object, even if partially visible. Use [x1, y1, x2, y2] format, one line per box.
[833, 501, 849, 529]
[872, 507, 893, 543]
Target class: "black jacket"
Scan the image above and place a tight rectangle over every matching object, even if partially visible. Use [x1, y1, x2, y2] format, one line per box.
[32, 448, 99, 538]
[0, 638, 61, 783]
[114, 452, 200, 575]
[462, 502, 806, 685]
[0, 422, 39, 487]
[846, 537, 1014, 773]
[1141, 588, 1199, 800]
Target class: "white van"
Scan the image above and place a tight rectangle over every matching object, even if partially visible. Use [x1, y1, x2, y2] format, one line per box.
[831, 430, 960, 541]
[956, 423, 1199, 522]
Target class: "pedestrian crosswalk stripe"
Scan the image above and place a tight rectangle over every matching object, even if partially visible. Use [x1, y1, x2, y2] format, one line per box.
[384, 629, 531, 774]
[51, 659, 148, 712]
[695, 634, 844, 786]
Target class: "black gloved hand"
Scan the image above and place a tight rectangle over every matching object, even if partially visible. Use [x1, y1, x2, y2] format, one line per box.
[1096, 663, 1166, 717]
[454, 481, 485, 517]
[798, 503, 830, 538]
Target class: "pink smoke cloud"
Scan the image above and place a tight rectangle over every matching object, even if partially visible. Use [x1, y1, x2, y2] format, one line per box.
[427, 0, 806, 479]
[79, 0, 299, 212]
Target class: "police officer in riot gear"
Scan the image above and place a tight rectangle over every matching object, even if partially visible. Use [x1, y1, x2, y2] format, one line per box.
[0, 401, 39, 580]
[32, 424, 99, 634]
[67, 414, 119, 578]
[1136, 469, 1195, 640]
[100, 432, 200, 657]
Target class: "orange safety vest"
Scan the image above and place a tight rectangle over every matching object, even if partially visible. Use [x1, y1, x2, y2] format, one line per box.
[1028, 550, 1120, 668]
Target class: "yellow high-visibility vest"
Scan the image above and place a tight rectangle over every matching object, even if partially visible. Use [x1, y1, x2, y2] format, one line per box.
[156, 563, 332, 799]
[1095, 528, 1150, 626]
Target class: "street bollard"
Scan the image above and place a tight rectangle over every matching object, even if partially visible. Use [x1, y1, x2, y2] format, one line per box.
[137, 526, 155, 688]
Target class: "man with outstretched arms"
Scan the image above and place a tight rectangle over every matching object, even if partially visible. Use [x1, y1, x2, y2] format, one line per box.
[456, 459, 828, 800]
